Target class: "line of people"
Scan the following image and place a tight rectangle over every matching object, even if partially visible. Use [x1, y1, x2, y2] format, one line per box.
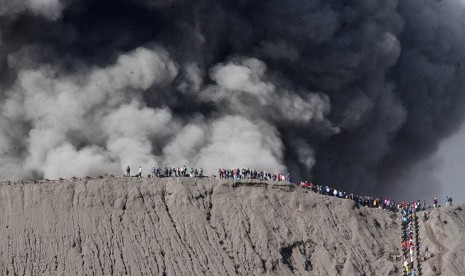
[299, 180, 399, 211]
[124, 165, 453, 219]
[218, 168, 291, 182]
[299, 180, 456, 214]
[125, 165, 204, 178]
[400, 202, 419, 276]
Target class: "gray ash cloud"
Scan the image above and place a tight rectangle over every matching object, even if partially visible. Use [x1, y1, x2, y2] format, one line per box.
[0, 0, 464, 199]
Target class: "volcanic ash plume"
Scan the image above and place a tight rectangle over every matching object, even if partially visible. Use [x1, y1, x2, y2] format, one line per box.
[0, 0, 465, 199]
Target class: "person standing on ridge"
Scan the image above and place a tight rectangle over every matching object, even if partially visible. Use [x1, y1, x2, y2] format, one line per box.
[151, 165, 156, 178]
[138, 166, 142, 177]
[126, 165, 130, 177]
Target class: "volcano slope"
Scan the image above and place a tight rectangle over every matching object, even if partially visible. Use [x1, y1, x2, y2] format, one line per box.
[418, 204, 465, 276]
[0, 177, 431, 275]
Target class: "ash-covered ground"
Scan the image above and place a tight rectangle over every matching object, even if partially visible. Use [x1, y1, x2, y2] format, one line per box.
[0, 177, 462, 275]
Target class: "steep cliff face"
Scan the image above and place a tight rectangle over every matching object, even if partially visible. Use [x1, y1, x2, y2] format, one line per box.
[0, 177, 434, 275]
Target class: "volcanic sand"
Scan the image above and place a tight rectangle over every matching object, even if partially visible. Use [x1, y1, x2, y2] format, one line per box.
[0, 177, 463, 275]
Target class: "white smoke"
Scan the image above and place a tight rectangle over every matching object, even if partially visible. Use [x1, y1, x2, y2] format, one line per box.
[178, 63, 203, 94]
[162, 122, 207, 166]
[0, 46, 179, 179]
[162, 115, 287, 174]
[195, 115, 285, 173]
[0, 0, 65, 20]
[103, 102, 177, 172]
[0, 47, 301, 179]
[43, 143, 119, 179]
[205, 58, 335, 128]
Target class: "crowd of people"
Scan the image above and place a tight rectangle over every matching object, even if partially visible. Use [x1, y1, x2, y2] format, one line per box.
[124, 165, 453, 215]
[299, 180, 456, 214]
[124, 165, 293, 182]
[400, 202, 419, 275]
[218, 168, 291, 182]
[125, 165, 204, 178]
[298, 179, 452, 275]
[122, 163, 454, 274]
[124, 166, 293, 181]
[299, 180, 399, 211]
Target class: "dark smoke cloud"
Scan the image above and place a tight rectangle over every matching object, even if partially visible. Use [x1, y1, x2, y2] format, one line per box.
[0, 0, 464, 200]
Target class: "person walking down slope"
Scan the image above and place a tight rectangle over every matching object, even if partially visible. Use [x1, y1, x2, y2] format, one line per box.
[138, 166, 142, 177]
[126, 165, 130, 177]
